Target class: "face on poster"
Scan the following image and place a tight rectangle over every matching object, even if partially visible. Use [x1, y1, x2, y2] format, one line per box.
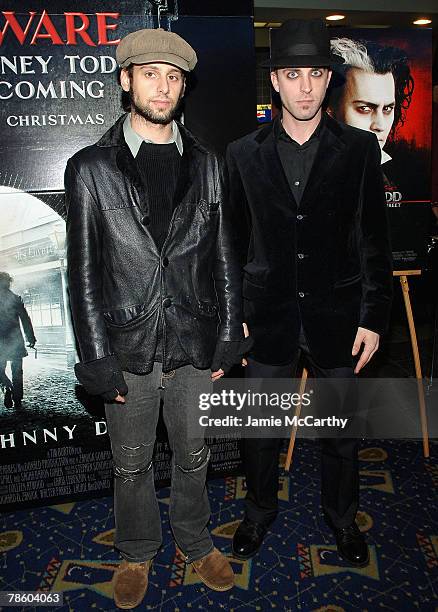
[327, 36, 416, 164]
[327, 29, 432, 156]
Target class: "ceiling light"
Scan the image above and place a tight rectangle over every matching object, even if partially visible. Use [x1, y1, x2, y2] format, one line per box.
[413, 18, 432, 25]
[326, 15, 345, 21]
[254, 22, 267, 28]
[266, 22, 282, 28]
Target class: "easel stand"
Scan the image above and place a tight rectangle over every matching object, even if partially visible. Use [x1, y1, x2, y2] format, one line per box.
[285, 269, 430, 471]
[394, 270, 429, 458]
[284, 367, 308, 471]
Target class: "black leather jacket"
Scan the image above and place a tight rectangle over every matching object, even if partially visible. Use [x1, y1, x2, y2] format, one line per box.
[65, 115, 243, 373]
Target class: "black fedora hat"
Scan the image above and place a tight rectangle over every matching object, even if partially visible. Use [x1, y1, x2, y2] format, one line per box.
[261, 19, 344, 68]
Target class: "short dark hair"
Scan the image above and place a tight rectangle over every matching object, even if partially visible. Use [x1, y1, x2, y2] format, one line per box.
[329, 38, 414, 138]
[120, 64, 133, 111]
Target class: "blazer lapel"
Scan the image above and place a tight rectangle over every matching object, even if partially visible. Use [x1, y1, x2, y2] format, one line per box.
[115, 144, 148, 213]
[257, 122, 299, 209]
[300, 114, 346, 208]
[173, 143, 199, 207]
[173, 122, 203, 205]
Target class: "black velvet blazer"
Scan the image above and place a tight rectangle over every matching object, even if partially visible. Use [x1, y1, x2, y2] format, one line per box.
[226, 114, 393, 368]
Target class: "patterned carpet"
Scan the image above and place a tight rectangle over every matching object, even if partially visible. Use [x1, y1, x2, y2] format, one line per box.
[1, 439, 437, 611]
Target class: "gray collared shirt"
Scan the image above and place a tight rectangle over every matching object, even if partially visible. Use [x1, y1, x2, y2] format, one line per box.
[123, 113, 183, 158]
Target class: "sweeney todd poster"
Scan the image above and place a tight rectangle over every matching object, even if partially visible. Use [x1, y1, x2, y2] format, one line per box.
[328, 27, 432, 270]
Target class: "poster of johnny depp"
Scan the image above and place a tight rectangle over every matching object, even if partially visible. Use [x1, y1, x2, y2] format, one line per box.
[327, 28, 432, 270]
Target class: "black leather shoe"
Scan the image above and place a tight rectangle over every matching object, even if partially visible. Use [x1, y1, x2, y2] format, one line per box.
[334, 523, 369, 567]
[232, 519, 268, 559]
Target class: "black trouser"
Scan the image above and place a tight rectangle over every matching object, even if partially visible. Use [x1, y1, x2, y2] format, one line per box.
[0, 359, 23, 401]
[243, 331, 359, 530]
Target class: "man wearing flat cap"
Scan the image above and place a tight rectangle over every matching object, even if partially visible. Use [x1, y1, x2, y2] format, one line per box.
[227, 19, 392, 565]
[65, 27, 251, 608]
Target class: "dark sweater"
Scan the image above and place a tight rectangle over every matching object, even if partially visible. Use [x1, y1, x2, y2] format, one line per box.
[135, 141, 181, 251]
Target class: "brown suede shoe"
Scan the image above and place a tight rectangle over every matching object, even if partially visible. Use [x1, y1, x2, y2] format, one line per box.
[113, 559, 151, 609]
[191, 547, 234, 591]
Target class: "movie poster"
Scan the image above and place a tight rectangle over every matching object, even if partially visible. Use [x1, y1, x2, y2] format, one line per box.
[327, 28, 432, 270]
[0, 1, 255, 510]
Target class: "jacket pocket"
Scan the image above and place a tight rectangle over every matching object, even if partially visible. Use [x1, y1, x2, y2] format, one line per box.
[243, 273, 265, 289]
[177, 295, 218, 320]
[333, 273, 361, 289]
[243, 262, 267, 288]
[103, 303, 155, 328]
[198, 199, 219, 216]
[242, 279, 267, 300]
[197, 300, 218, 318]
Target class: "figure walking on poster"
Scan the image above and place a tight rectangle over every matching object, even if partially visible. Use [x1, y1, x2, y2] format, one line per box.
[0, 272, 37, 409]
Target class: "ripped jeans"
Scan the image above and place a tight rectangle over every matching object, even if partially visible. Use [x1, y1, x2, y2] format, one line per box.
[104, 363, 213, 563]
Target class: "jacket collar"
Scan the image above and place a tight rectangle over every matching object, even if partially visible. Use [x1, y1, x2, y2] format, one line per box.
[105, 115, 205, 215]
[96, 113, 208, 156]
[273, 111, 325, 144]
[301, 113, 346, 207]
[255, 112, 346, 209]
[123, 115, 183, 157]
[255, 111, 345, 146]
[96, 114, 126, 147]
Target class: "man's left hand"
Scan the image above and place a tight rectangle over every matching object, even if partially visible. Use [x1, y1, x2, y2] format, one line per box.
[210, 335, 254, 381]
[211, 368, 224, 382]
[211, 323, 253, 379]
[352, 327, 380, 374]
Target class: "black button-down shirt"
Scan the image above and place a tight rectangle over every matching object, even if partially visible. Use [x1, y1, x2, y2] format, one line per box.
[275, 114, 324, 205]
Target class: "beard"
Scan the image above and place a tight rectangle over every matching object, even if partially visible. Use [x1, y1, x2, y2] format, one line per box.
[129, 85, 182, 125]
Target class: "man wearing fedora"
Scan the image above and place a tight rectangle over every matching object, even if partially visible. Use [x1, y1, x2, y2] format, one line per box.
[227, 20, 392, 565]
[65, 28, 251, 608]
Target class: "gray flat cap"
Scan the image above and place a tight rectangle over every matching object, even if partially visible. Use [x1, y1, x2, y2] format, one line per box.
[116, 28, 197, 72]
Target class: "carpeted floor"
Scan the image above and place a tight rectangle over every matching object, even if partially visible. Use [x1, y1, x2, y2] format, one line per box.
[1, 438, 437, 611]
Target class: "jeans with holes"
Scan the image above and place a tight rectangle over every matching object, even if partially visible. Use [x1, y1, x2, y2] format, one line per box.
[104, 363, 213, 563]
